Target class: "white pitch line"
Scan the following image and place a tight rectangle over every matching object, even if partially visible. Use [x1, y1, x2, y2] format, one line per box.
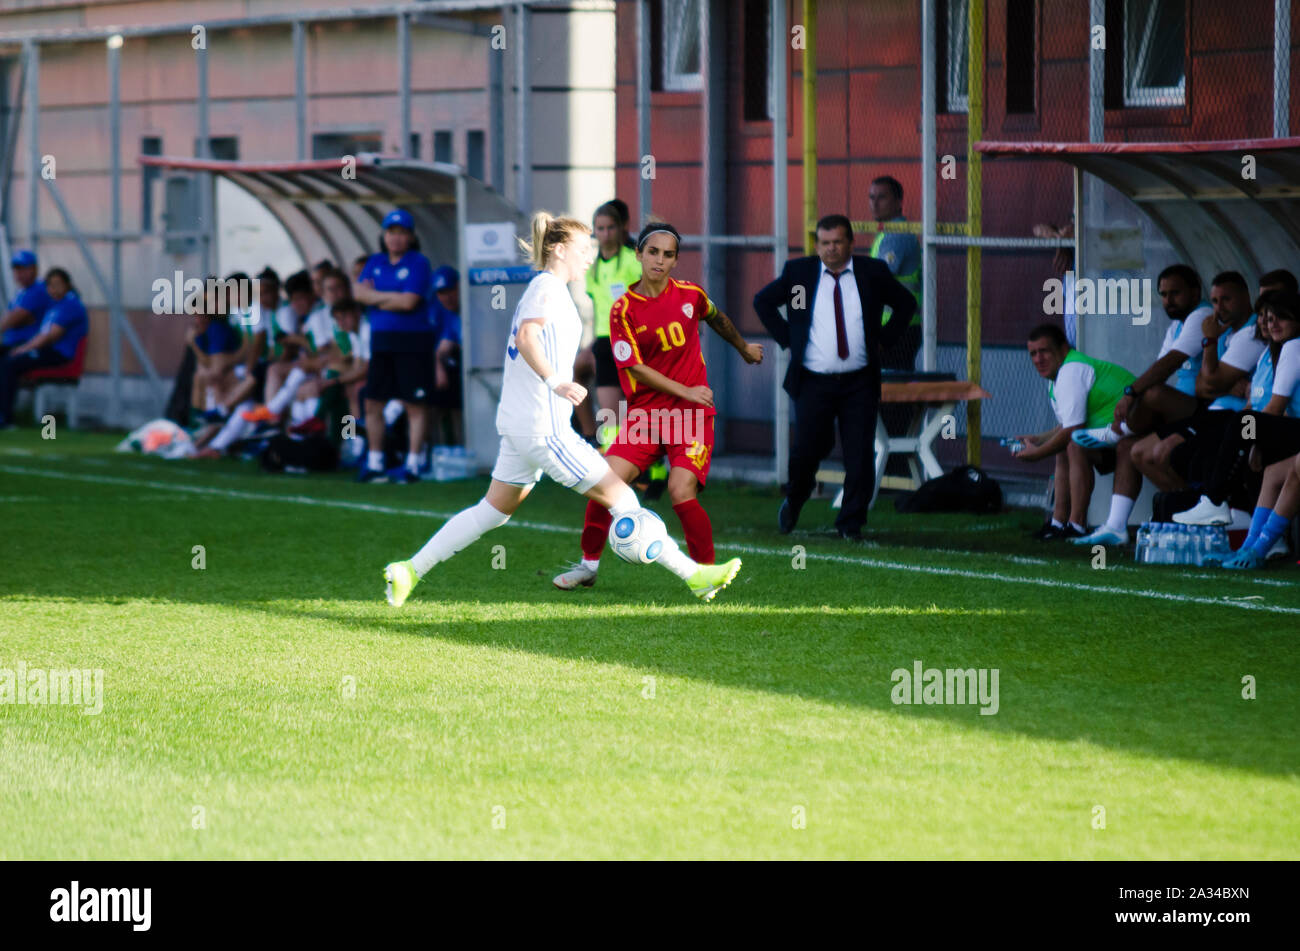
[3, 462, 1298, 616]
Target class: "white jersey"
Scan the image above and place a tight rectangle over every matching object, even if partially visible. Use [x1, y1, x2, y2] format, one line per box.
[496, 271, 583, 437]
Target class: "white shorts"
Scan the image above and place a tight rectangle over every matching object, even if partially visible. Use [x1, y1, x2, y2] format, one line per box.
[491, 430, 609, 493]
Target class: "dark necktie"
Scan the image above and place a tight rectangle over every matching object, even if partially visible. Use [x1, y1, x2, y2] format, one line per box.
[829, 269, 848, 359]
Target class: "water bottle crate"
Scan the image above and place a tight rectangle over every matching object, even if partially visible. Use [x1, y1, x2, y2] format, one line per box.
[1134, 522, 1231, 566]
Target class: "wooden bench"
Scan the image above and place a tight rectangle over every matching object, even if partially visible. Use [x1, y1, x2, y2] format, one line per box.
[817, 378, 992, 508]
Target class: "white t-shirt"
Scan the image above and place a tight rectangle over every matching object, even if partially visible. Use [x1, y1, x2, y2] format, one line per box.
[1219, 320, 1267, 371]
[1049, 360, 1096, 428]
[1207, 319, 1268, 411]
[303, 302, 336, 353]
[496, 271, 583, 437]
[1274, 339, 1300, 404]
[1167, 306, 1213, 358]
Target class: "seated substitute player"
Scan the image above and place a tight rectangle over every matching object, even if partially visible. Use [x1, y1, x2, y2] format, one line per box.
[0, 267, 87, 428]
[1072, 271, 1264, 545]
[1173, 289, 1300, 536]
[553, 221, 764, 590]
[382, 212, 743, 607]
[1012, 323, 1136, 539]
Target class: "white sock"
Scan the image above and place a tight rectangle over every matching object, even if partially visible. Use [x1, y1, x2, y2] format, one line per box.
[1050, 517, 1063, 528]
[581, 557, 600, 572]
[268, 367, 308, 414]
[1104, 495, 1135, 533]
[208, 402, 255, 451]
[205, 389, 218, 411]
[367, 450, 384, 471]
[383, 399, 404, 425]
[656, 536, 698, 581]
[1119, 421, 1133, 436]
[289, 398, 318, 425]
[411, 498, 511, 576]
[1069, 521, 1086, 533]
[405, 450, 422, 472]
[606, 484, 638, 518]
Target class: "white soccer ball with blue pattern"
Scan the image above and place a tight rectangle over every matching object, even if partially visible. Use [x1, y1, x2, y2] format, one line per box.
[608, 508, 669, 564]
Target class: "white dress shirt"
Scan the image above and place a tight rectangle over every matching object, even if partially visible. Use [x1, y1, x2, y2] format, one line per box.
[803, 260, 867, 373]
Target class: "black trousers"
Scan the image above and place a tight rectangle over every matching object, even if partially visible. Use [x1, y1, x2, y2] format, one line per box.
[788, 366, 879, 532]
[0, 347, 68, 424]
[1204, 412, 1300, 505]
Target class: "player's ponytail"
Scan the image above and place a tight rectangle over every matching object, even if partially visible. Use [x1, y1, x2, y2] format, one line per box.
[519, 211, 591, 270]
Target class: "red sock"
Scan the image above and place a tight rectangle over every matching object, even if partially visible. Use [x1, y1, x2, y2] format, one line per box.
[581, 501, 613, 561]
[672, 498, 714, 564]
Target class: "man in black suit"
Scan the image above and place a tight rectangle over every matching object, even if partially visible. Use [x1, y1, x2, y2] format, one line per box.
[753, 214, 917, 539]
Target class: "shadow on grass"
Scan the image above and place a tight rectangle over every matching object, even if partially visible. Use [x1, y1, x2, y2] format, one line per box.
[3, 430, 1299, 780]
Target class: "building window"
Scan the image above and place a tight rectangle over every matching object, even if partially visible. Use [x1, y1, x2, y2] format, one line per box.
[433, 130, 453, 164]
[1005, 0, 1036, 114]
[194, 136, 238, 161]
[466, 130, 485, 181]
[409, 132, 421, 160]
[661, 0, 701, 92]
[743, 0, 774, 121]
[141, 136, 162, 232]
[311, 132, 382, 160]
[939, 0, 970, 114]
[1123, 0, 1185, 107]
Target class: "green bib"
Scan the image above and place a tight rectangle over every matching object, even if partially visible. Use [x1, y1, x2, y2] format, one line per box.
[1049, 349, 1135, 430]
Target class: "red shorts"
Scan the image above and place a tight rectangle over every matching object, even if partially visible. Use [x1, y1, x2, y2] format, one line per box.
[605, 409, 715, 485]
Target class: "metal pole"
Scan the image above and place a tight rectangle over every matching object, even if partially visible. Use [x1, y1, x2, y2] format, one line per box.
[196, 41, 211, 278]
[1276, 0, 1291, 138]
[294, 20, 307, 160]
[921, 0, 937, 373]
[514, 3, 531, 212]
[636, 0, 651, 223]
[24, 40, 38, 253]
[699, 0, 712, 320]
[801, 0, 817, 254]
[398, 12, 412, 157]
[109, 37, 123, 426]
[42, 177, 166, 398]
[772, 0, 789, 484]
[489, 32, 504, 188]
[1089, 0, 1104, 143]
[965, 0, 984, 466]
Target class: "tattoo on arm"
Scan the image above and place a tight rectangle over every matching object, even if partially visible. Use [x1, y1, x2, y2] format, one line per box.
[704, 308, 747, 352]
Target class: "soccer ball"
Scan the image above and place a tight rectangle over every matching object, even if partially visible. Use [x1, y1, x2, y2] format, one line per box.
[608, 508, 669, 564]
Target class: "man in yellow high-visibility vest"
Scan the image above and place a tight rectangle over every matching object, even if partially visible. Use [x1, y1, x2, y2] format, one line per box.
[868, 176, 922, 371]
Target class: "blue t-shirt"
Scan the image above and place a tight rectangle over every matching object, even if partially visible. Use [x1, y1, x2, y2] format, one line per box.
[194, 319, 242, 357]
[3, 281, 53, 347]
[428, 298, 461, 347]
[360, 250, 433, 345]
[42, 290, 88, 361]
[1170, 301, 1214, 396]
[1248, 348, 1274, 413]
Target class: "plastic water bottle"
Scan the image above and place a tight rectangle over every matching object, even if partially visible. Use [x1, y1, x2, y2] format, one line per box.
[1135, 523, 1151, 563]
[1176, 525, 1191, 565]
[1155, 524, 1172, 565]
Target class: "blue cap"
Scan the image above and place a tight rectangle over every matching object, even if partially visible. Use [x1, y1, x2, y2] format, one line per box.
[381, 208, 414, 231]
[433, 266, 459, 291]
[10, 249, 36, 268]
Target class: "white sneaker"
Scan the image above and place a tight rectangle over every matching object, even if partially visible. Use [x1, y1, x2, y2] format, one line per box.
[552, 562, 597, 590]
[1172, 496, 1231, 526]
[1228, 508, 1253, 530]
[1266, 534, 1291, 560]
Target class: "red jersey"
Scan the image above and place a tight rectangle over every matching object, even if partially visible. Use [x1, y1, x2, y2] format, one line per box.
[609, 278, 716, 417]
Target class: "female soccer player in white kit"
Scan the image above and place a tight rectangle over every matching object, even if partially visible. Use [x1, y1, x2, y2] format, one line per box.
[383, 212, 742, 606]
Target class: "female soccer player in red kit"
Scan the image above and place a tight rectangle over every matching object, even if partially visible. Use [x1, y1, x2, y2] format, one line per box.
[554, 222, 764, 589]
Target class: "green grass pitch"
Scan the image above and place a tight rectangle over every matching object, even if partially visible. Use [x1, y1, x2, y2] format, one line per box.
[2, 429, 1297, 859]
